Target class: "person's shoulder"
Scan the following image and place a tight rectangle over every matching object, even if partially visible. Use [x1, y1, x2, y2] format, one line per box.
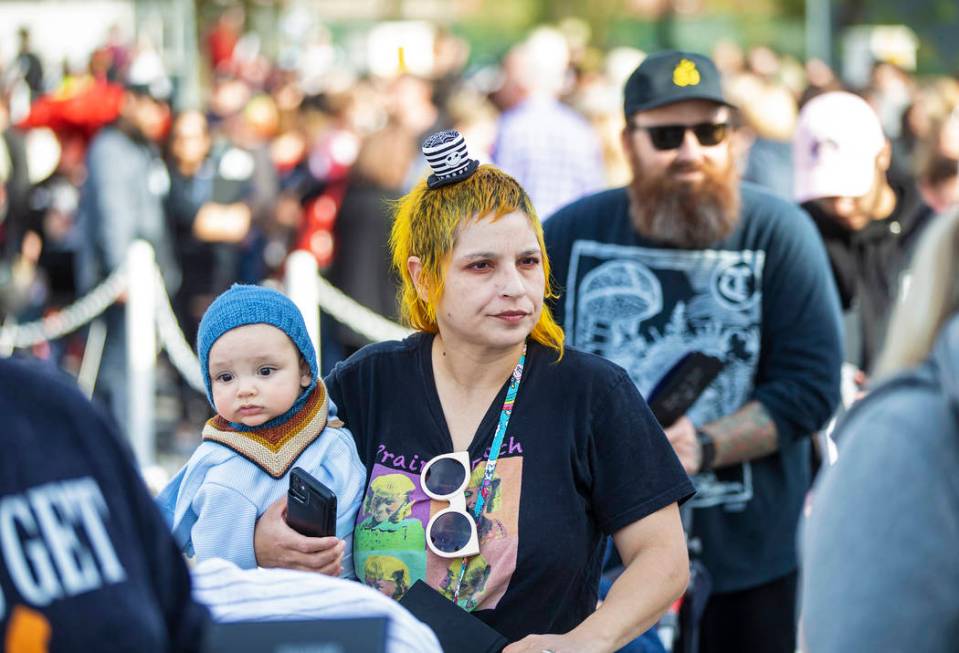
[326, 333, 425, 389]
[89, 125, 130, 151]
[312, 420, 364, 470]
[740, 182, 808, 223]
[0, 357, 136, 473]
[187, 440, 241, 466]
[531, 342, 630, 391]
[196, 443, 284, 499]
[86, 127, 141, 169]
[552, 342, 627, 373]
[739, 181, 820, 242]
[1, 355, 77, 390]
[181, 441, 254, 485]
[836, 365, 957, 463]
[546, 187, 628, 230]
[333, 334, 422, 372]
[0, 356, 99, 421]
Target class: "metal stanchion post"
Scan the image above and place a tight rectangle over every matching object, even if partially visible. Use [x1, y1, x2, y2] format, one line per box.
[126, 240, 156, 467]
[285, 250, 321, 362]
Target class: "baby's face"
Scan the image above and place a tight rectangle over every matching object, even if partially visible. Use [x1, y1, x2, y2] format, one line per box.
[208, 324, 311, 427]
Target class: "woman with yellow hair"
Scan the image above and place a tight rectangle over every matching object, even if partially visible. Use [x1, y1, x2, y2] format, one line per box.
[254, 130, 693, 652]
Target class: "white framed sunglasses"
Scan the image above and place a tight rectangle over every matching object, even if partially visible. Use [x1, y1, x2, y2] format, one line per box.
[421, 451, 480, 558]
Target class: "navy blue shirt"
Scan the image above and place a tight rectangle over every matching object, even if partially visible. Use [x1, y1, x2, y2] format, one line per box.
[326, 334, 694, 642]
[0, 357, 208, 652]
[544, 183, 842, 592]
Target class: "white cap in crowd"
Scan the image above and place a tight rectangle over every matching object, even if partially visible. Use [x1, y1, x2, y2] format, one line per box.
[793, 91, 887, 203]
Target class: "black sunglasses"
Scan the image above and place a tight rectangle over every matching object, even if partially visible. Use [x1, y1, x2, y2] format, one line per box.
[631, 122, 729, 151]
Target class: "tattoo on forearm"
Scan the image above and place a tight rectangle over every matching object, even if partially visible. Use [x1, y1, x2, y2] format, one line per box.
[704, 401, 777, 468]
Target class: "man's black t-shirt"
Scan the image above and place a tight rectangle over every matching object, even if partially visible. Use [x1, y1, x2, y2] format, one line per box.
[325, 334, 694, 642]
[0, 357, 208, 652]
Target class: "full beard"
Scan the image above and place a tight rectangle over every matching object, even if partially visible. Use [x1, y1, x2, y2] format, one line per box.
[627, 153, 741, 249]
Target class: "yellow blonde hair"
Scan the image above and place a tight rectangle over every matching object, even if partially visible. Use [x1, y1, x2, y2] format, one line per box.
[365, 473, 416, 522]
[364, 555, 412, 584]
[389, 164, 565, 357]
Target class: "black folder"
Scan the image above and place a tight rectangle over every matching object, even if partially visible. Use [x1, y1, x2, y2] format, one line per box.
[647, 352, 724, 428]
[398, 580, 507, 653]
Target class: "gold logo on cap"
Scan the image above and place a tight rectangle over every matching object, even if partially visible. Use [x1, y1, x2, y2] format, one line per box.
[673, 59, 701, 87]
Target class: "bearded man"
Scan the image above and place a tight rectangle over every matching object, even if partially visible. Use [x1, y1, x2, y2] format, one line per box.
[543, 50, 842, 653]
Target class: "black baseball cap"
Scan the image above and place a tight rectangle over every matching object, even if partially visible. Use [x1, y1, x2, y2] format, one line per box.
[623, 50, 733, 118]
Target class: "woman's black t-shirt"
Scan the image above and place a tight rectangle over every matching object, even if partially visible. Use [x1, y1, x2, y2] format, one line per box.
[325, 333, 694, 642]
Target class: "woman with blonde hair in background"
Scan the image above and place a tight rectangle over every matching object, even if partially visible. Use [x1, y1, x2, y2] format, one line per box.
[800, 207, 959, 652]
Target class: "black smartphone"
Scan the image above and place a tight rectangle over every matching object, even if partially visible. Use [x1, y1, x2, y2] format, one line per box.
[646, 352, 724, 428]
[286, 467, 337, 538]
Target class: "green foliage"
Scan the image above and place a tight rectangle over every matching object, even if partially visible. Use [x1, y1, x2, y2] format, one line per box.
[603, 13, 805, 59]
[841, 0, 959, 73]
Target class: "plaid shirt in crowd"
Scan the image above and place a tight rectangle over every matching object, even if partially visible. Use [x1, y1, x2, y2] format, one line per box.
[493, 97, 606, 219]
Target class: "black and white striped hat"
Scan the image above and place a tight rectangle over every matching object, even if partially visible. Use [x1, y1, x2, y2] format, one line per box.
[422, 129, 480, 189]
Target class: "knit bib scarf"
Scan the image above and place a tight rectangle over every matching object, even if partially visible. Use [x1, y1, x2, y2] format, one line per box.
[201, 383, 342, 479]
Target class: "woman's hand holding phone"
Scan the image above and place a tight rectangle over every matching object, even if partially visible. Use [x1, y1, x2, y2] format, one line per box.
[253, 496, 345, 575]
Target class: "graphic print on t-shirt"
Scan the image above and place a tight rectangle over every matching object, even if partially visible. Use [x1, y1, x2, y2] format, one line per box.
[431, 458, 521, 611]
[564, 240, 764, 510]
[353, 450, 522, 610]
[353, 466, 427, 600]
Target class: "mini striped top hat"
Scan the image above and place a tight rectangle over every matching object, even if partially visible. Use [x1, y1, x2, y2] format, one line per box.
[422, 129, 480, 189]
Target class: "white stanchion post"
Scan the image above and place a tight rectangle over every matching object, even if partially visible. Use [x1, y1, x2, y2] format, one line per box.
[77, 317, 107, 399]
[285, 250, 321, 362]
[0, 317, 14, 357]
[126, 240, 156, 467]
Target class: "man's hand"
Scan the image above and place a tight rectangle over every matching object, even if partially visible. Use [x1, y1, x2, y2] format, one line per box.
[664, 415, 702, 476]
[253, 496, 344, 575]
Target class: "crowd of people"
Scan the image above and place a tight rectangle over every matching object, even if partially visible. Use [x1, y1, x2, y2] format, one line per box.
[1, 8, 959, 653]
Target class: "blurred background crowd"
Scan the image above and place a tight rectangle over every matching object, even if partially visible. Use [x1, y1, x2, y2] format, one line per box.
[0, 0, 957, 462]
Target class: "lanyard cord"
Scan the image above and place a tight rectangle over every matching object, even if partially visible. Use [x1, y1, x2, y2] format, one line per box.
[451, 343, 526, 606]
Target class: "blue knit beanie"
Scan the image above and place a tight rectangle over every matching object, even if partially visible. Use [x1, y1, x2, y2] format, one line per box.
[197, 284, 318, 408]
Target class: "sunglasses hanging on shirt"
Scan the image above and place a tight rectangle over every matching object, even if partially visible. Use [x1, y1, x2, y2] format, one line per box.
[422, 451, 480, 558]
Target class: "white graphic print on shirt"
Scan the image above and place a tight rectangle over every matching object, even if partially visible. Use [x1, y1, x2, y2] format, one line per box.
[564, 240, 765, 510]
[0, 477, 127, 617]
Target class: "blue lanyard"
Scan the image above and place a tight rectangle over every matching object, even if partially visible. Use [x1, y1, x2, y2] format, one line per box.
[452, 344, 526, 605]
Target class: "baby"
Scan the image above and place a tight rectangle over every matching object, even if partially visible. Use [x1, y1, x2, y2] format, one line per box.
[158, 284, 365, 575]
